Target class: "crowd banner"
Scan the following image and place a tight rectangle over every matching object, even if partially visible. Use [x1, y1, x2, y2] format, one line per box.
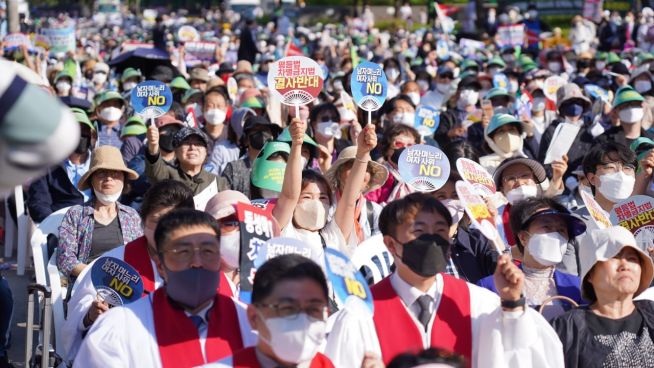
[610, 195, 654, 251]
[184, 41, 217, 67]
[496, 24, 525, 48]
[398, 144, 450, 192]
[40, 25, 76, 54]
[91, 257, 144, 307]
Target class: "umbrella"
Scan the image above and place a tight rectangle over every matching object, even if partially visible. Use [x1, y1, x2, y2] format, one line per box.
[108, 47, 179, 79]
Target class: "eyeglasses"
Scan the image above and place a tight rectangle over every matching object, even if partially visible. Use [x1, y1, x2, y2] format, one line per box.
[598, 162, 635, 175]
[502, 172, 535, 185]
[180, 139, 206, 148]
[257, 301, 328, 320]
[162, 244, 220, 264]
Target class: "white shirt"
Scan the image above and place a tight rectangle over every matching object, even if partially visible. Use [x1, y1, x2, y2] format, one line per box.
[73, 293, 256, 367]
[324, 272, 564, 368]
[62, 244, 165, 362]
[390, 271, 439, 346]
[281, 219, 347, 256]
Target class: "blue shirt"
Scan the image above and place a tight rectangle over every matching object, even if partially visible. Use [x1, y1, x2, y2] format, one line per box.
[62, 153, 92, 201]
[97, 123, 123, 149]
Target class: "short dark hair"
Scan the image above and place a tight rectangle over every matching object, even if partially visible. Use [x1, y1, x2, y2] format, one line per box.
[251, 254, 328, 304]
[309, 103, 340, 128]
[443, 140, 480, 168]
[203, 87, 231, 107]
[379, 193, 452, 238]
[387, 347, 466, 368]
[582, 141, 637, 176]
[139, 180, 195, 221]
[154, 209, 221, 253]
[381, 94, 416, 117]
[301, 169, 333, 205]
[509, 197, 568, 253]
[379, 124, 421, 161]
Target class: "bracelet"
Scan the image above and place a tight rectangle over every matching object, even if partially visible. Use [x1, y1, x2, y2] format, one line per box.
[355, 157, 370, 164]
[501, 296, 526, 309]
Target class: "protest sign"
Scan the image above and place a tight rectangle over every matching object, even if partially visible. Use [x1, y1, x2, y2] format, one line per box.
[610, 195, 654, 251]
[253, 237, 323, 269]
[584, 84, 609, 102]
[414, 105, 440, 137]
[351, 234, 393, 285]
[237, 203, 274, 303]
[91, 257, 144, 307]
[398, 144, 450, 192]
[131, 81, 173, 121]
[267, 56, 324, 117]
[351, 60, 388, 113]
[580, 190, 612, 229]
[324, 248, 374, 315]
[436, 39, 449, 60]
[543, 76, 566, 103]
[227, 77, 238, 101]
[497, 24, 525, 48]
[184, 41, 217, 67]
[543, 122, 580, 164]
[177, 25, 200, 42]
[516, 89, 533, 120]
[455, 181, 501, 251]
[456, 158, 496, 197]
[492, 73, 509, 90]
[193, 180, 218, 210]
[459, 38, 485, 56]
[250, 198, 278, 216]
[3, 33, 32, 51]
[41, 25, 76, 54]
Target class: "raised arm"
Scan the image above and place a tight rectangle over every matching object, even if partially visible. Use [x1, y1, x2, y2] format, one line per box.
[335, 124, 377, 241]
[272, 117, 306, 230]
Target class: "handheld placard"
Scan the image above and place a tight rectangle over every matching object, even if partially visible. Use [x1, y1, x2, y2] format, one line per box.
[397, 144, 450, 192]
[610, 195, 654, 250]
[267, 56, 324, 119]
[130, 80, 173, 126]
[455, 181, 503, 253]
[324, 247, 374, 315]
[351, 61, 389, 126]
[456, 158, 496, 197]
[414, 105, 440, 137]
[91, 257, 144, 307]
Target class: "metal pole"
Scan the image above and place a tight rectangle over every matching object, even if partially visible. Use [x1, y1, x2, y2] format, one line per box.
[6, 0, 19, 33]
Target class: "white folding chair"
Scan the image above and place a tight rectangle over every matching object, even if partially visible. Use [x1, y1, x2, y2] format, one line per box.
[47, 254, 67, 360]
[4, 194, 16, 258]
[351, 234, 394, 285]
[30, 207, 71, 288]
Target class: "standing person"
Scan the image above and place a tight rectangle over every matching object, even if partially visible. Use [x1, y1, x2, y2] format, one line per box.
[74, 209, 256, 367]
[62, 180, 196, 361]
[57, 146, 142, 280]
[325, 194, 565, 368]
[205, 255, 335, 367]
[238, 19, 259, 64]
[551, 226, 654, 368]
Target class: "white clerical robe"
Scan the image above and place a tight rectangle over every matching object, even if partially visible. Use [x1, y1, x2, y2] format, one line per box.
[324, 273, 564, 368]
[62, 244, 164, 361]
[73, 292, 256, 367]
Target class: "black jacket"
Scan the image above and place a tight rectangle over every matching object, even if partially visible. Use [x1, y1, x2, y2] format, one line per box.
[27, 165, 85, 223]
[451, 227, 498, 284]
[597, 126, 654, 147]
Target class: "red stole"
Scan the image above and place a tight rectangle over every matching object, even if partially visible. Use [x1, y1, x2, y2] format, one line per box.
[219, 271, 234, 298]
[371, 274, 472, 366]
[501, 203, 515, 246]
[230, 347, 335, 368]
[123, 237, 156, 294]
[152, 288, 244, 367]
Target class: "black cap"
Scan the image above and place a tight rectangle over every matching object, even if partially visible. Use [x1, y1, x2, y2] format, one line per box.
[217, 62, 235, 75]
[172, 127, 210, 149]
[243, 116, 282, 136]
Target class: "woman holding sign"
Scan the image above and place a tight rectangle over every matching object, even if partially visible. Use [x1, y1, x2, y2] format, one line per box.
[273, 117, 378, 257]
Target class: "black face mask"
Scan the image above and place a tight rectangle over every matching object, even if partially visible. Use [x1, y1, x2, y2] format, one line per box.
[398, 234, 450, 277]
[75, 135, 92, 154]
[249, 130, 273, 151]
[159, 126, 181, 152]
[390, 147, 406, 167]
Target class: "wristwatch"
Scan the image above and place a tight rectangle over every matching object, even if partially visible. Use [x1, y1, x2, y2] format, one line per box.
[501, 295, 526, 309]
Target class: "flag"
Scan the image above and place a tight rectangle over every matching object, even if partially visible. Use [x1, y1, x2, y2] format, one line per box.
[284, 37, 304, 57]
[185, 105, 198, 128]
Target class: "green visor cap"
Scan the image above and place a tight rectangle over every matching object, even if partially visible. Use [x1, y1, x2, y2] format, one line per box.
[277, 127, 318, 147]
[95, 91, 125, 107]
[487, 113, 523, 136]
[608, 52, 621, 64]
[251, 141, 291, 192]
[461, 59, 479, 71]
[241, 96, 264, 109]
[121, 68, 142, 82]
[182, 88, 203, 104]
[613, 86, 645, 109]
[54, 70, 75, 83]
[484, 87, 511, 100]
[639, 52, 654, 65]
[170, 76, 192, 90]
[487, 56, 506, 69]
[70, 107, 95, 131]
[121, 123, 147, 137]
[631, 137, 654, 161]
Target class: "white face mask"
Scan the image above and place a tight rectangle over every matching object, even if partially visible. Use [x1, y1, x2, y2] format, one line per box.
[317, 122, 341, 139]
[598, 171, 635, 202]
[505, 184, 538, 204]
[220, 231, 240, 270]
[99, 107, 123, 121]
[123, 81, 137, 92]
[596, 61, 606, 70]
[407, 92, 421, 106]
[532, 97, 546, 112]
[435, 83, 449, 94]
[294, 199, 328, 231]
[442, 199, 464, 224]
[56, 81, 71, 94]
[300, 156, 309, 168]
[635, 80, 652, 93]
[386, 68, 400, 82]
[494, 131, 523, 154]
[459, 89, 479, 107]
[94, 187, 122, 205]
[260, 312, 326, 364]
[618, 107, 644, 124]
[260, 188, 280, 199]
[93, 72, 107, 84]
[204, 108, 227, 125]
[393, 112, 415, 127]
[527, 232, 568, 267]
[548, 62, 562, 73]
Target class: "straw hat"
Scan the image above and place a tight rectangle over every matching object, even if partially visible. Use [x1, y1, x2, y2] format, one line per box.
[77, 146, 139, 190]
[324, 146, 388, 193]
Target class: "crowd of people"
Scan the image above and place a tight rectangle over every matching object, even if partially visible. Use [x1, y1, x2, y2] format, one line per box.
[5, 2, 654, 368]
